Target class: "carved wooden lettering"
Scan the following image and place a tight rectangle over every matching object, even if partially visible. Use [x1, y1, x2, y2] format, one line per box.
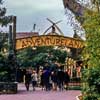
[22, 40, 27, 48]
[56, 38, 61, 45]
[35, 38, 41, 46]
[16, 35, 84, 50]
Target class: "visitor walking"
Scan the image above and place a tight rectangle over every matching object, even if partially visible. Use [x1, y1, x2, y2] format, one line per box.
[57, 69, 65, 91]
[24, 69, 32, 91]
[31, 70, 38, 91]
[64, 70, 70, 90]
[51, 71, 58, 91]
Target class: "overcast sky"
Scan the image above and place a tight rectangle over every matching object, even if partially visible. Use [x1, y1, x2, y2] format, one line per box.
[4, 0, 74, 37]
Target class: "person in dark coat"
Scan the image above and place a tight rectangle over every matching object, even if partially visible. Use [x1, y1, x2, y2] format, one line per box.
[51, 71, 58, 91]
[43, 69, 51, 91]
[57, 69, 65, 91]
[64, 70, 70, 90]
[40, 70, 45, 90]
[24, 70, 32, 91]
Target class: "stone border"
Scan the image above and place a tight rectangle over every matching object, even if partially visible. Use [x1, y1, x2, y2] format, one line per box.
[0, 82, 18, 94]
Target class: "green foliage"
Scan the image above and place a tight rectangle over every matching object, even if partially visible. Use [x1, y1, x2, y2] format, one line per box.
[0, 33, 8, 52]
[0, 0, 15, 82]
[17, 47, 34, 67]
[17, 46, 67, 68]
[0, 0, 11, 26]
[0, 53, 5, 67]
[87, 67, 100, 89]
[81, 5, 100, 100]
[0, 53, 16, 82]
[0, 0, 9, 52]
[82, 67, 100, 100]
[83, 12, 100, 67]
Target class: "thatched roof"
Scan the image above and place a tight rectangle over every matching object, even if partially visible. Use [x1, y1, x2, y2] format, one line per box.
[16, 32, 39, 39]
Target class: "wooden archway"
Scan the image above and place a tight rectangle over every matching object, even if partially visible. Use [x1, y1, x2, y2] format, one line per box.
[16, 35, 84, 50]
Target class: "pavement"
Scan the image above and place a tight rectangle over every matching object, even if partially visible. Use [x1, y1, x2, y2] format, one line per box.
[0, 83, 81, 100]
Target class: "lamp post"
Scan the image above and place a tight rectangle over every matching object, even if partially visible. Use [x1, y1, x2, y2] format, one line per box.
[8, 16, 17, 82]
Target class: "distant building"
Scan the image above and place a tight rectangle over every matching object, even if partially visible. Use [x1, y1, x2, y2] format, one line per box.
[16, 32, 39, 39]
[47, 32, 59, 36]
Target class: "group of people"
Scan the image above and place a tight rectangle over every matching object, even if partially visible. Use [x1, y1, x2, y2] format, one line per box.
[24, 68, 70, 91]
[24, 69, 37, 91]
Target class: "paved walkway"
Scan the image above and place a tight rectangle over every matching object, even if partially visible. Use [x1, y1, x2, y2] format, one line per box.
[0, 84, 81, 100]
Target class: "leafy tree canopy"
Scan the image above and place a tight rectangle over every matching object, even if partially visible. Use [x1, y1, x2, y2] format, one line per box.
[17, 46, 67, 68]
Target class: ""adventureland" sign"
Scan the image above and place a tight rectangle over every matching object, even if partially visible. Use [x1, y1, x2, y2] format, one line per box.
[16, 35, 84, 50]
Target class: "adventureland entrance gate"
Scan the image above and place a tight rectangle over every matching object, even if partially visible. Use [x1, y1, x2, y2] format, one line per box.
[9, 16, 84, 61]
[15, 30, 84, 88]
[5, 15, 84, 94]
[16, 35, 84, 50]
